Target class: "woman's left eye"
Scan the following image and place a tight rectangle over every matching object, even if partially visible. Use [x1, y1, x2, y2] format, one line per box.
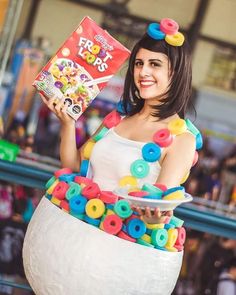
[151, 62, 161, 67]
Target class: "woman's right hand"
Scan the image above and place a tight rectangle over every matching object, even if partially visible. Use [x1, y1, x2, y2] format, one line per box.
[40, 94, 75, 127]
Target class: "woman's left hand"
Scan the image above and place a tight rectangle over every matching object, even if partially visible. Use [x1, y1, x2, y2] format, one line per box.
[131, 206, 173, 224]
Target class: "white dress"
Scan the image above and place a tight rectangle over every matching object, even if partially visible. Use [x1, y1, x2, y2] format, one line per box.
[89, 127, 161, 190]
[23, 122, 183, 295]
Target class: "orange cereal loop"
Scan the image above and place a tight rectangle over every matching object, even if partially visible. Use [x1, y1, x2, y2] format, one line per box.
[168, 118, 187, 135]
[76, 25, 83, 34]
[61, 47, 70, 57]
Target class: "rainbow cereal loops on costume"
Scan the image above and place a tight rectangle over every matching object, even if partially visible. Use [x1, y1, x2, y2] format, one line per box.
[45, 168, 186, 252]
[33, 16, 130, 120]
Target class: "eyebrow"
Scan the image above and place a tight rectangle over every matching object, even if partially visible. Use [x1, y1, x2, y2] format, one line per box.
[135, 58, 164, 63]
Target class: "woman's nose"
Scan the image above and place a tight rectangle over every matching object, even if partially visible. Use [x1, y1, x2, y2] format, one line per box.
[139, 64, 151, 77]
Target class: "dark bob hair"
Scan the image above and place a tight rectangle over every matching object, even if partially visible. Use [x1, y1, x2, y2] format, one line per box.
[122, 33, 192, 119]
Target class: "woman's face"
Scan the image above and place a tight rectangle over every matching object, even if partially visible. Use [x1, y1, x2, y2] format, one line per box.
[134, 48, 171, 101]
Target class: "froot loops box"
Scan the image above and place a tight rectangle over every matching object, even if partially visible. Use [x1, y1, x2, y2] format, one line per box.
[33, 16, 130, 120]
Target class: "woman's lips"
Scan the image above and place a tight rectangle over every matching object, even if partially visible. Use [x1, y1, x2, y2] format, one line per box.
[139, 80, 156, 88]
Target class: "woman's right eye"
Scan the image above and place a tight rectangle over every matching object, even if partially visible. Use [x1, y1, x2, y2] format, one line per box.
[135, 60, 143, 67]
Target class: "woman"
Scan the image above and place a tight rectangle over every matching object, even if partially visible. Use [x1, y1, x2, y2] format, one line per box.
[40, 19, 196, 223]
[24, 18, 200, 295]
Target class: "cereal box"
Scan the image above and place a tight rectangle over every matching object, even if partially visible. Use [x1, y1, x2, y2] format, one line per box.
[33, 16, 130, 120]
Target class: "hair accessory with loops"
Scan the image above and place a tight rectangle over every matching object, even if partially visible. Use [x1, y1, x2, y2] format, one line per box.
[147, 18, 185, 47]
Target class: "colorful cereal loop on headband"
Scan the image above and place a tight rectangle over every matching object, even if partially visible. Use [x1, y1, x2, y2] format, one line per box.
[165, 32, 185, 47]
[160, 18, 179, 35]
[147, 23, 165, 40]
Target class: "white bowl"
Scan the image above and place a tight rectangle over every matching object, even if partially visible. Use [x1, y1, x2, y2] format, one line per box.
[23, 197, 183, 295]
[114, 188, 193, 211]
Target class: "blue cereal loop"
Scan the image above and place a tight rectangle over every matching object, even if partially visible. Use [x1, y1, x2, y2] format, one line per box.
[142, 142, 161, 162]
[80, 160, 89, 177]
[164, 186, 185, 196]
[84, 215, 100, 227]
[196, 132, 203, 150]
[69, 195, 87, 214]
[147, 23, 165, 40]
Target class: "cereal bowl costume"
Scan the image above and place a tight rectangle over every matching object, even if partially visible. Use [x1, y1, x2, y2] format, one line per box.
[23, 19, 202, 295]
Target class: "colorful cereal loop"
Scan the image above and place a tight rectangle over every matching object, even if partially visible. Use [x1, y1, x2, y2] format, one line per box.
[46, 179, 59, 195]
[160, 18, 179, 35]
[175, 227, 186, 246]
[165, 32, 185, 47]
[52, 181, 69, 200]
[103, 110, 121, 129]
[103, 214, 123, 235]
[119, 175, 137, 188]
[54, 168, 73, 178]
[93, 127, 109, 142]
[82, 182, 101, 199]
[147, 23, 165, 40]
[127, 219, 146, 239]
[85, 199, 105, 219]
[99, 191, 119, 204]
[117, 231, 136, 243]
[163, 190, 185, 200]
[83, 141, 95, 159]
[130, 159, 150, 178]
[69, 195, 87, 215]
[153, 128, 173, 147]
[66, 182, 81, 200]
[165, 228, 178, 247]
[142, 142, 161, 162]
[91, 44, 101, 55]
[151, 228, 168, 247]
[168, 118, 187, 135]
[114, 199, 133, 219]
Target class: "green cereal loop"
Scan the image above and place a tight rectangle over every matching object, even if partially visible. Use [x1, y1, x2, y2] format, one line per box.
[169, 215, 184, 227]
[185, 119, 200, 136]
[130, 159, 150, 178]
[142, 183, 163, 198]
[151, 229, 168, 247]
[114, 200, 132, 219]
[66, 182, 81, 200]
[137, 238, 155, 248]
[45, 176, 57, 189]
[93, 127, 109, 142]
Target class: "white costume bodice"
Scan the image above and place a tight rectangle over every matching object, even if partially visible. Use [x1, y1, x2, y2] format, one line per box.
[89, 127, 161, 190]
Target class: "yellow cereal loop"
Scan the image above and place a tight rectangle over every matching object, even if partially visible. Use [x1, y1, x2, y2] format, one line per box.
[60, 76, 68, 85]
[51, 197, 61, 206]
[166, 228, 178, 247]
[141, 234, 152, 244]
[46, 179, 59, 195]
[99, 221, 104, 230]
[168, 118, 187, 135]
[85, 199, 105, 219]
[119, 176, 138, 188]
[165, 246, 178, 252]
[106, 209, 115, 216]
[91, 44, 101, 55]
[145, 222, 164, 230]
[163, 191, 185, 200]
[165, 32, 185, 46]
[83, 141, 95, 159]
[180, 171, 190, 184]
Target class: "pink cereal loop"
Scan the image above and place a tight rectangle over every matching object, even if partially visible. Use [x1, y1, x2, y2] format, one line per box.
[160, 18, 179, 35]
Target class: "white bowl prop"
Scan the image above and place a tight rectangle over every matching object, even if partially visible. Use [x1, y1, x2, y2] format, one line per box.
[23, 197, 183, 295]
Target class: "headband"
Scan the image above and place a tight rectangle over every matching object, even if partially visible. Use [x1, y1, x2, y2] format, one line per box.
[147, 18, 184, 46]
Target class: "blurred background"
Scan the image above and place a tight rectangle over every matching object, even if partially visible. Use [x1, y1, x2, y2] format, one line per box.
[0, 0, 236, 294]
